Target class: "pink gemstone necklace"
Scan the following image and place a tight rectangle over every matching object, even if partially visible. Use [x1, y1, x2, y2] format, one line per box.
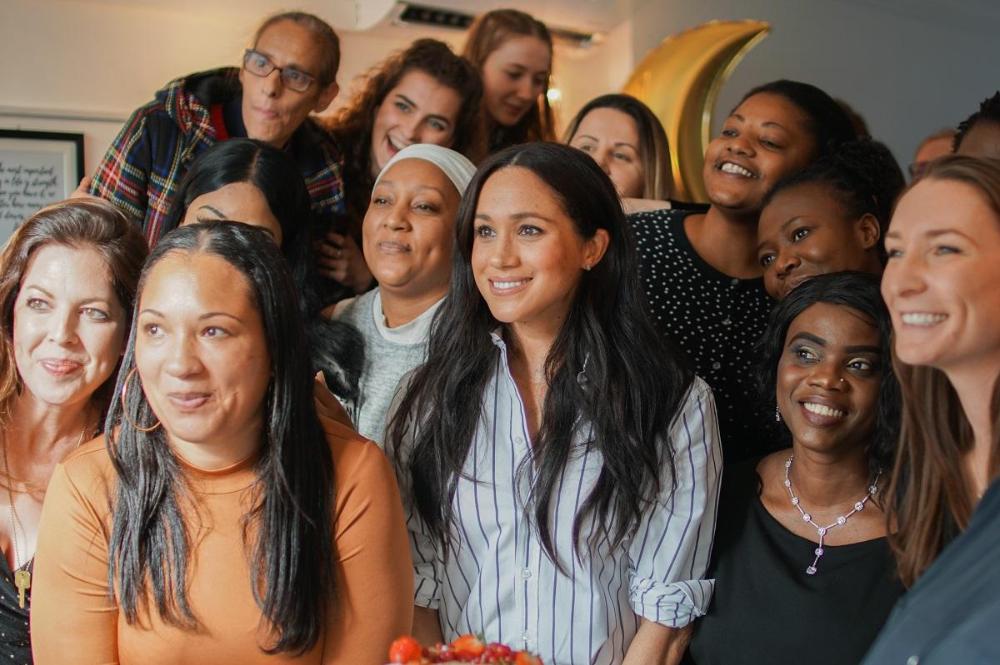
[783, 455, 882, 575]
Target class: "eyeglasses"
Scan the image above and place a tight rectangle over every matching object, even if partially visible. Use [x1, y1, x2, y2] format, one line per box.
[242, 49, 317, 93]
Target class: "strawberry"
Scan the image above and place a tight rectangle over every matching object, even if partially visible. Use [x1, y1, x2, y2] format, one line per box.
[514, 652, 543, 665]
[388, 635, 424, 663]
[450, 634, 486, 659]
[484, 642, 515, 659]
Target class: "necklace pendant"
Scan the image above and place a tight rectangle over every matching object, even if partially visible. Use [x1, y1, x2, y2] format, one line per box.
[805, 565, 817, 575]
[14, 569, 30, 608]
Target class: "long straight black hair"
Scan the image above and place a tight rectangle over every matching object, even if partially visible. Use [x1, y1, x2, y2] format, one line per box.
[387, 142, 694, 564]
[105, 222, 335, 654]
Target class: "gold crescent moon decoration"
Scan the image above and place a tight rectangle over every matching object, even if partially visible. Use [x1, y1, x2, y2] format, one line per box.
[623, 20, 771, 202]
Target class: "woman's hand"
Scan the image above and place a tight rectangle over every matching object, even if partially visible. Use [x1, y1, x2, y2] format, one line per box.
[317, 232, 374, 294]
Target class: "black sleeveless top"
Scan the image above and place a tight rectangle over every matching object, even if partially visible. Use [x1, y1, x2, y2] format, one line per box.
[685, 458, 903, 665]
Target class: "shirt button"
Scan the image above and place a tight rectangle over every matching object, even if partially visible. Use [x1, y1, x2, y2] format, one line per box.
[712, 362, 722, 370]
[906, 657, 919, 665]
[514, 436, 524, 445]
[521, 568, 532, 579]
[730, 278, 739, 286]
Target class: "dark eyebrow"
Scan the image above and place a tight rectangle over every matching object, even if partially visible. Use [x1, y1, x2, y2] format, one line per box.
[139, 309, 244, 323]
[199, 312, 244, 322]
[375, 179, 447, 197]
[196, 205, 226, 218]
[728, 113, 788, 132]
[756, 216, 808, 251]
[473, 212, 556, 224]
[395, 93, 416, 107]
[789, 332, 826, 346]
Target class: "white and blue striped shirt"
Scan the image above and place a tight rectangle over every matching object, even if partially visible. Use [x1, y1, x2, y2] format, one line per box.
[394, 333, 723, 665]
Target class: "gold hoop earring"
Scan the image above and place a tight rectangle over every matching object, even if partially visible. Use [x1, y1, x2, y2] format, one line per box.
[120, 368, 161, 433]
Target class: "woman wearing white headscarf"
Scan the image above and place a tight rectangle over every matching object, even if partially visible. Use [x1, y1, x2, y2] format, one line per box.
[332, 144, 476, 443]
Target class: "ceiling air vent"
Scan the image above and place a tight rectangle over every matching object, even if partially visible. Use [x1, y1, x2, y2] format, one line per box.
[392, 3, 598, 48]
[396, 3, 474, 30]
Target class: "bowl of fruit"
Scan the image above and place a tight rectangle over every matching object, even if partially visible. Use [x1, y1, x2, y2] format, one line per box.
[388, 634, 543, 664]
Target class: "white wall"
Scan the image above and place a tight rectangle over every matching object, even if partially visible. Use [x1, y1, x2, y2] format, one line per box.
[628, 0, 1000, 165]
[551, 18, 635, 137]
[0, 0, 451, 175]
[8, 0, 988, 174]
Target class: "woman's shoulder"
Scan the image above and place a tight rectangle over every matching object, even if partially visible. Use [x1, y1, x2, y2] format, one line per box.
[60, 436, 114, 477]
[49, 435, 117, 506]
[318, 410, 398, 496]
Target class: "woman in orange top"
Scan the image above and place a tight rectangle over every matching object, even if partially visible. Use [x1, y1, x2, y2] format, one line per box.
[31, 222, 412, 664]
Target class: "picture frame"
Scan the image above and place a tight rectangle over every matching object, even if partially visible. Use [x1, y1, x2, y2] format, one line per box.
[0, 129, 85, 242]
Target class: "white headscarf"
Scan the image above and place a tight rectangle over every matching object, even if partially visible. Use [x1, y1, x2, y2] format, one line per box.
[373, 144, 477, 196]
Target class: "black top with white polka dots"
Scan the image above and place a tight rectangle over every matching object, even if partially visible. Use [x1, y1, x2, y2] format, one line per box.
[629, 207, 776, 463]
[0, 557, 30, 664]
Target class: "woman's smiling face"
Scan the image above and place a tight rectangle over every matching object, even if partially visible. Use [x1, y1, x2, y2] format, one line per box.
[757, 182, 881, 299]
[702, 92, 817, 216]
[882, 177, 1000, 374]
[776, 302, 882, 454]
[362, 158, 461, 298]
[13, 243, 127, 409]
[471, 166, 607, 333]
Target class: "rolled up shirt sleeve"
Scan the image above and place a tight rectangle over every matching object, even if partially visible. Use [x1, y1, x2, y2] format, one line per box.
[627, 378, 723, 627]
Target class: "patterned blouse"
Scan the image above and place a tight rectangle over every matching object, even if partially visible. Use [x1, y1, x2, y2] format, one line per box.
[629, 207, 776, 463]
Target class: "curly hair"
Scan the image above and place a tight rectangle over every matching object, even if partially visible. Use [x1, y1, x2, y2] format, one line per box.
[326, 38, 484, 226]
[463, 8, 556, 152]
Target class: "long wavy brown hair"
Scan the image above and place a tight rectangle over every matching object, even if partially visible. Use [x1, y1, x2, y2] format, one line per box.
[0, 198, 147, 427]
[886, 156, 1000, 586]
[463, 8, 556, 153]
[326, 38, 484, 227]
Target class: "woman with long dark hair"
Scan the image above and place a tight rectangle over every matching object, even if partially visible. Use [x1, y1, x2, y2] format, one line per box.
[387, 143, 721, 665]
[0, 199, 146, 662]
[684, 272, 903, 665]
[861, 157, 1000, 663]
[161, 138, 365, 400]
[628, 79, 856, 463]
[31, 223, 412, 664]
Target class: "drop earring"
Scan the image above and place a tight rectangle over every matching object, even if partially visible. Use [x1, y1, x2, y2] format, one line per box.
[775, 406, 781, 423]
